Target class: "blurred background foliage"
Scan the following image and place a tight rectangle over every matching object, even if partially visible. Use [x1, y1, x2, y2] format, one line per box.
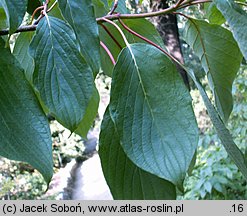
[0, 0, 246, 199]
[180, 64, 247, 200]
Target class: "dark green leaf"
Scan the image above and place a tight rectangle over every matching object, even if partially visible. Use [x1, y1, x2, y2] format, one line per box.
[0, 38, 52, 183]
[187, 68, 247, 180]
[27, 0, 41, 17]
[109, 43, 198, 187]
[184, 19, 242, 122]
[13, 32, 34, 83]
[75, 86, 99, 138]
[29, 16, 93, 131]
[99, 109, 176, 199]
[214, 0, 247, 60]
[58, 0, 100, 76]
[0, 0, 27, 34]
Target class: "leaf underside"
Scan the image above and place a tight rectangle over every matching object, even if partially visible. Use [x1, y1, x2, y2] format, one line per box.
[184, 19, 242, 122]
[13, 32, 34, 83]
[214, 0, 247, 60]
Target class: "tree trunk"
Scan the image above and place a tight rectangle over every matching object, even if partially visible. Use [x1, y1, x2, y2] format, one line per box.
[150, 0, 190, 89]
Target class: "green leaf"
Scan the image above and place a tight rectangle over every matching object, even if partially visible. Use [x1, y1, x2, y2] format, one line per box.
[187, 151, 197, 176]
[109, 43, 198, 187]
[48, 0, 64, 20]
[214, 0, 247, 60]
[99, 109, 176, 199]
[92, 0, 108, 17]
[187, 68, 247, 180]
[75, 86, 100, 138]
[206, 3, 225, 25]
[0, 38, 52, 183]
[100, 18, 165, 76]
[99, 22, 125, 76]
[123, 19, 165, 48]
[0, 0, 27, 34]
[108, 0, 128, 13]
[29, 16, 93, 131]
[58, 0, 100, 76]
[0, 5, 7, 29]
[0, 5, 7, 41]
[101, 0, 108, 7]
[184, 19, 242, 122]
[13, 32, 34, 83]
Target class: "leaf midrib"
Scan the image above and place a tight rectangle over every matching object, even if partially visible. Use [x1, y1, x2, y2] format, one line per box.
[126, 46, 184, 180]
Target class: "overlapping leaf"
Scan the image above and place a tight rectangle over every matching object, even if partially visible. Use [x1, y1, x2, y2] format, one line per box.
[100, 18, 165, 76]
[99, 109, 176, 199]
[109, 43, 198, 187]
[92, 0, 108, 17]
[99, 22, 125, 76]
[13, 32, 34, 83]
[29, 16, 93, 131]
[75, 86, 99, 138]
[214, 0, 247, 60]
[0, 0, 27, 34]
[0, 38, 52, 183]
[206, 3, 225, 25]
[58, 0, 100, 76]
[48, 0, 64, 20]
[108, 0, 128, 14]
[187, 69, 247, 180]
[184, 19, 242, 122]
[0, 4, 7, 29]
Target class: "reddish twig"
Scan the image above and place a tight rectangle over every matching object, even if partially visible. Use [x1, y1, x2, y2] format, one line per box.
[100, 23, 123, 50]
[178, 0, 212, 9]
[118, 19, 180, 64]
[0, 0, 212, 36]
[100, 41, 116, 65]
[30, 6, 44, 24]
[101, 18, 129, 47]
[108, 0, 119, 15]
